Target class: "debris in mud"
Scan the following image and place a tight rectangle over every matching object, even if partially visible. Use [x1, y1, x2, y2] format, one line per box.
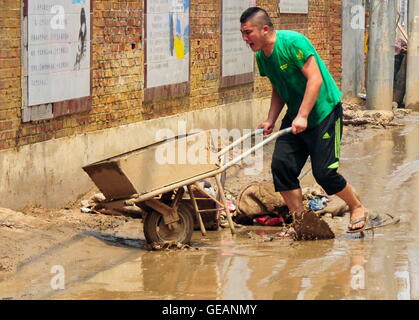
[307, 195, 328, 211]
[291, 210, 335, 241]
[342, 102, 405, 127]
[219, 220, 244, 229]
[79, 193, 107, 214]
[219, 205, 243, 229]
[219, 199, 244, 229]
[344, 109, 396, 126]
[234, 182, 349, 226]
[234, 181, 288, 225]
[246, 210, 336, 242]
[246, 230, 289, 242]
[364, 212, 400, 231]
[315, 195, 350, 217]
[78, 192, 145, 218]
[393, 108, 412, 118]
[92, 193, 106, 203]
[253, 216, 285, 226]
[148, 241, 193, 251]
[197, 179, 216, 197]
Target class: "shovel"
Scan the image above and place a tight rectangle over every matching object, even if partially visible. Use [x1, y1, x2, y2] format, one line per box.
[292, 210, 335, 240]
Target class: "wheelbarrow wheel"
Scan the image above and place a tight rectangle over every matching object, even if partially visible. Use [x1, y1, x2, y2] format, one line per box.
[143, 203, 194, 244]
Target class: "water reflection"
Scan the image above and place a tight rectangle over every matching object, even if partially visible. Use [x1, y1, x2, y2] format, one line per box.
[49, 118, 419, 300]
[340, 118, 419, 300]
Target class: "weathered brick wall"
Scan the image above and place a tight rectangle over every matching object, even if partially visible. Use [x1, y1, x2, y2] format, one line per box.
[0, 0, 21, 150]
[90, 0, 143, 129]
[328, 0, 343, 86]
[0, 0, 342, 152]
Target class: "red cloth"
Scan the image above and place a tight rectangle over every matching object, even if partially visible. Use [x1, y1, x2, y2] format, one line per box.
[255, 216, 285, 226]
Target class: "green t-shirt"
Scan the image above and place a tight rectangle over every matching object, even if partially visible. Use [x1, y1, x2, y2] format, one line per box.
[256, 30, 342, 128]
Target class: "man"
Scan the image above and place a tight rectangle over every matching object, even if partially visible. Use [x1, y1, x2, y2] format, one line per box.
[240, 7, 367, 234]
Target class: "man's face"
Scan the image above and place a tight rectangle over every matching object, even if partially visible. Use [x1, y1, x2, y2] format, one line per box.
[240, 21, 266, 52]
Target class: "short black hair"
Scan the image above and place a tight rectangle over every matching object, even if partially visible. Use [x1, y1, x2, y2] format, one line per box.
[240, 7, 274, 28]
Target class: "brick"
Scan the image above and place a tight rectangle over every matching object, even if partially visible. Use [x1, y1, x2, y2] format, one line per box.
[0, 0, 342, 151]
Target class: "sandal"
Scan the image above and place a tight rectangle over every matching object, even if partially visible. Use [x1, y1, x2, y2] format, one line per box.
[347, 210, 369, 234]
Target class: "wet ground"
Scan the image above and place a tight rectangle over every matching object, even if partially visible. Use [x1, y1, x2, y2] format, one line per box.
[0, 113, 418, 300]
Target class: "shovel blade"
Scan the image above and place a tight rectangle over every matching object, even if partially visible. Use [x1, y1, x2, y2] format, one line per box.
[292, 210, 335, 241]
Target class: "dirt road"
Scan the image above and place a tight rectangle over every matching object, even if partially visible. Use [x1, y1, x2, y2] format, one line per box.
[1, 111, 418, 300]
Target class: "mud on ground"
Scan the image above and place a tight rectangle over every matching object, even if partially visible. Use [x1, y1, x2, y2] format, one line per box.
[0, 202, 141, 279]
[0, 102, 414, 281]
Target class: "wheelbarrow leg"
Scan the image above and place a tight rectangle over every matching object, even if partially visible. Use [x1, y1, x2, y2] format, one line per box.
[186, 185, 207, 236]
[215, 175, 236, 235]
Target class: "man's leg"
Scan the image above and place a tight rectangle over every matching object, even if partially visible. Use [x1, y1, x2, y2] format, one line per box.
[305, 103, 366, 232]
[271, 121, 308, 236]
[271, 130, 308, 209]
[335, 183, 366, 231]
[279, 188, 305, 237]
[280, 188, 304, 215]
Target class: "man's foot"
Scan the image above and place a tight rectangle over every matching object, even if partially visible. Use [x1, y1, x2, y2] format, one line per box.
[347, 206, 368, 233]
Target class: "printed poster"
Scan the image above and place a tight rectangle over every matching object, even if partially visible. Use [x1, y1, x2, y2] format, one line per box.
[27, 0, 90, 106]
[222, 0, 254, 78]
[146, 0, 190, 88]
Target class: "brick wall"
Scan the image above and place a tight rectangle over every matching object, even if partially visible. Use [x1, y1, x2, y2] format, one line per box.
[0, 0, 342, 152]
[0, 0, 21, 150]
[328, 0, 343, 86]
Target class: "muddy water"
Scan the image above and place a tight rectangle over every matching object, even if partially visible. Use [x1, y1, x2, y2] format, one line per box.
[2, 115, 418, 300]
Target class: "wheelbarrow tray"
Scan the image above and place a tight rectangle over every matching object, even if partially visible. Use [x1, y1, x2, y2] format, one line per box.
[82, 131, 219, 201]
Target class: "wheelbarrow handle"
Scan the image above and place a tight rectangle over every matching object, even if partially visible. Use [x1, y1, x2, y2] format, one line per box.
[217, 128, 264, 157]
[220, 127, 292, 170]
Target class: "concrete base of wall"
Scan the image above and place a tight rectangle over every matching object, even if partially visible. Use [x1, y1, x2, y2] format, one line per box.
[0, 98, 274, 210]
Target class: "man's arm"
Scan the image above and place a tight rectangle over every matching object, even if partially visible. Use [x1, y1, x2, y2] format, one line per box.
[292, 55, 323, 134]
[258, 86, 285, 135]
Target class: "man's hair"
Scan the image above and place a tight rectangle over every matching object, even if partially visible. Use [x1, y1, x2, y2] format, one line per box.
[240, 7, 274, 29]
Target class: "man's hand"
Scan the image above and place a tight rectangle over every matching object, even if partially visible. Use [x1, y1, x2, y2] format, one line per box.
[258, 120, 275, 136]
[291, 115, 308, 134]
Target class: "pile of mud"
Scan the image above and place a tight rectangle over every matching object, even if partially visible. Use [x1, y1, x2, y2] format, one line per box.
[342, 101, 411, 127]
[291, 210, 335, 240]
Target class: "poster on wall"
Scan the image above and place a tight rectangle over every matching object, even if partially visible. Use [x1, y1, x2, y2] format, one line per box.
[222, 0, 255, 79]
[146, 0, 190, 88]
[27, 0, 90, 106]
[279, 0, 309, 14]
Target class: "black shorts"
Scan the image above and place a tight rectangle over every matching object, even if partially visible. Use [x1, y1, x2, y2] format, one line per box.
[271, 103, 347, 195]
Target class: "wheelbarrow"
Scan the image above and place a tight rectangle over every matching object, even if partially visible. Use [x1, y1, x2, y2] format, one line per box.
[82, 127, 291, 244]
